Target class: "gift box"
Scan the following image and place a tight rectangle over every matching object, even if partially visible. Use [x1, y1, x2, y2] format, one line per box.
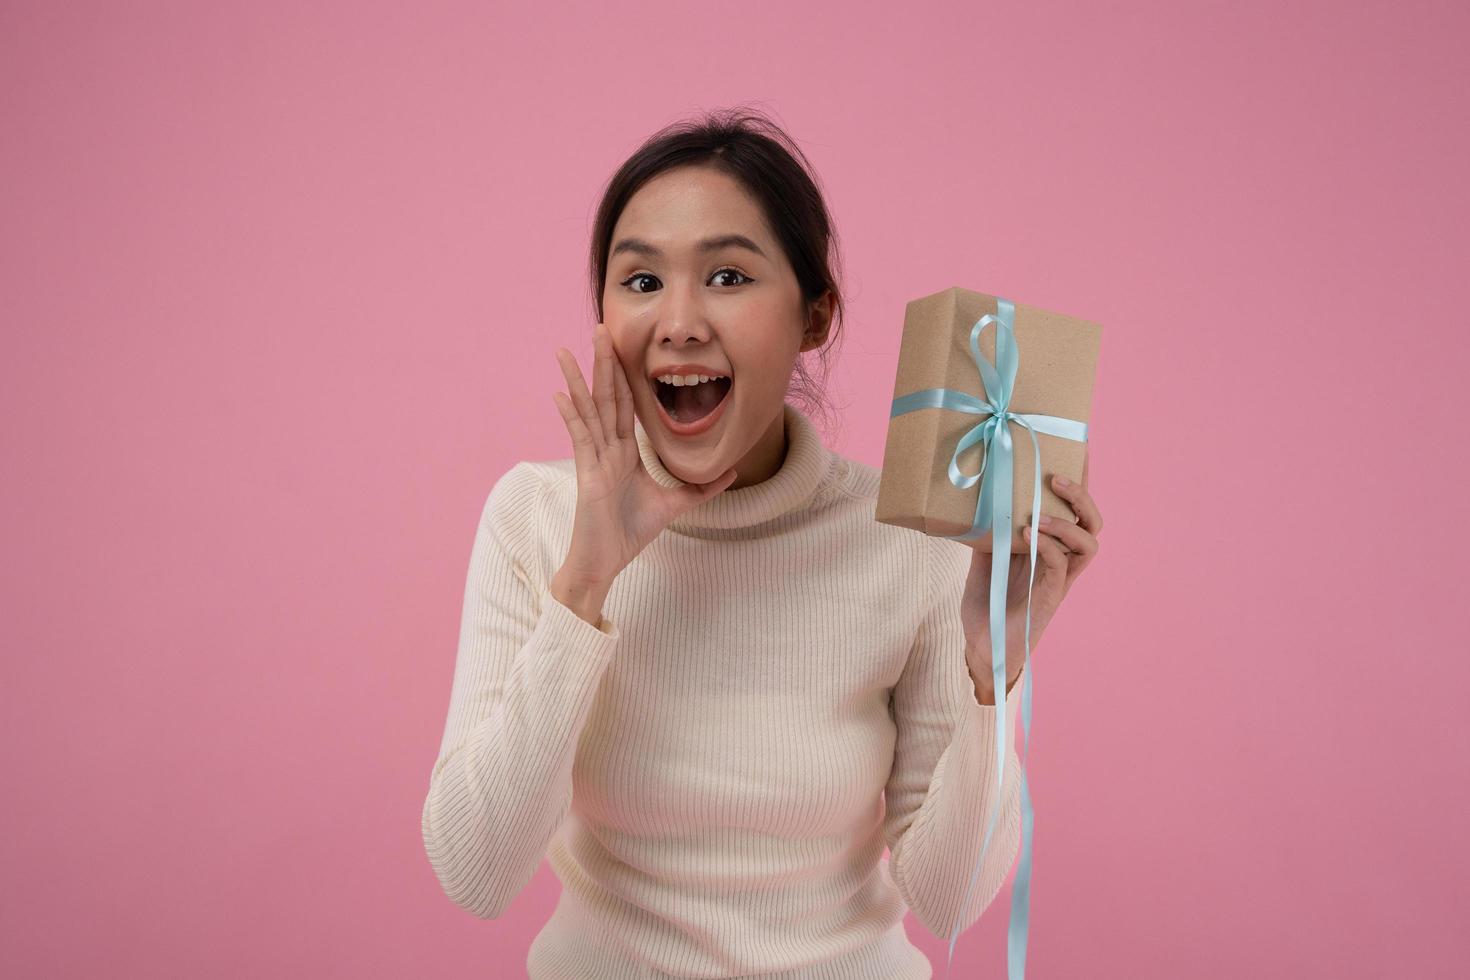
[877, 286, 1102, 980]
[876, 286, 1101, 553]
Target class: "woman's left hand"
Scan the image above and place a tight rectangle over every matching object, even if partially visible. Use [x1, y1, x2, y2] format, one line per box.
[960, 448, 1103, 702]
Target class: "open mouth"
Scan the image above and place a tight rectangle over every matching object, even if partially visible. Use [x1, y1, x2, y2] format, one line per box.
[652, 376, 733, 424]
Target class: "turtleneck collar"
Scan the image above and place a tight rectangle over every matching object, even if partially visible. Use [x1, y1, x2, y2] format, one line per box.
[634, 401, 838, 533]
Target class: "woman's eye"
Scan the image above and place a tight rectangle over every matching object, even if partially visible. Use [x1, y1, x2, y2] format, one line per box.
[620, 268, 752, 293]
[710, 268, 751, 287]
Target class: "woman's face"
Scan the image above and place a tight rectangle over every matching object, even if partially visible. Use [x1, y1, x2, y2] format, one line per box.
[602, 164, 831, 489]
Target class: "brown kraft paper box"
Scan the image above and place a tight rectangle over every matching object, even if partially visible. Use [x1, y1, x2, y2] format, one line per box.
[876, 286, 1102, 554]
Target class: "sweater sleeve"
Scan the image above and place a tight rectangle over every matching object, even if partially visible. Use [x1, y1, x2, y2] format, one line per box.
[882, 533, 1027, 941]
[421, 462, 621, 919]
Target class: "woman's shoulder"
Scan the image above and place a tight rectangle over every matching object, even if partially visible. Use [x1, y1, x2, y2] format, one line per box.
[483, 457, 577, 520]
[511, 456, 577, 489]
[825, 452, 971, 577]
[828, 452, 881, 503]
[823, 453, 918, 551]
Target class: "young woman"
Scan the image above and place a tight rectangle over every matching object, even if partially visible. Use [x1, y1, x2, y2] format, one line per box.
[422, 107, 1103, 979]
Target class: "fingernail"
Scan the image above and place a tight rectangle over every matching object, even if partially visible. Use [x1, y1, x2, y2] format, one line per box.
[1055, 475, 1070, 487]
[1039, 515, 1053, 526]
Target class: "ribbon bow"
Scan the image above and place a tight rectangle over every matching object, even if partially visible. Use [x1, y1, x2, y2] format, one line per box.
[888, 296, 1089, 980]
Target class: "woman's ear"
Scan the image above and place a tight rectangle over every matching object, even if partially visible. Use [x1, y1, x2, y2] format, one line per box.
[801, 290, 834, 351]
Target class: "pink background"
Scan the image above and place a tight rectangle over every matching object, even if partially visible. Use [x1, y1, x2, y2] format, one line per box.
[3, 1, 1465, 977]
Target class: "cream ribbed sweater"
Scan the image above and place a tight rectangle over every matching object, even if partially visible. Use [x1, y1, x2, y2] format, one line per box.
[422, 402, 1026, 979]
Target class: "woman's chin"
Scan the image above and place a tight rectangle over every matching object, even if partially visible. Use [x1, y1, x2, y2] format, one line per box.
[662, 458, 726, 486]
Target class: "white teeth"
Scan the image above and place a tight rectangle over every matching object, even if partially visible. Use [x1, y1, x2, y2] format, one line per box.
[656, 373, 729, 386]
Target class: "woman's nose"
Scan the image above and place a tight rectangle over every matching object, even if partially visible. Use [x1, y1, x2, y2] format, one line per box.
[653, 288, 713, 345]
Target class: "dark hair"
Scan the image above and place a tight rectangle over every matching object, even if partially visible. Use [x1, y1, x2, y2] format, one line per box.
[588, 104, 848, 437]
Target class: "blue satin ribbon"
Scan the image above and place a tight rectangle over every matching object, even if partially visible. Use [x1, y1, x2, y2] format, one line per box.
[888, 296, 1089, 980]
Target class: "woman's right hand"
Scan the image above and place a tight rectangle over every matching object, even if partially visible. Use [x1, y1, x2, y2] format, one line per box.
[551, 322, 738, 592]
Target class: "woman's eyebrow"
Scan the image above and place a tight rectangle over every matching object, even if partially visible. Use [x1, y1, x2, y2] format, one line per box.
[611, 233, 768, 261]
